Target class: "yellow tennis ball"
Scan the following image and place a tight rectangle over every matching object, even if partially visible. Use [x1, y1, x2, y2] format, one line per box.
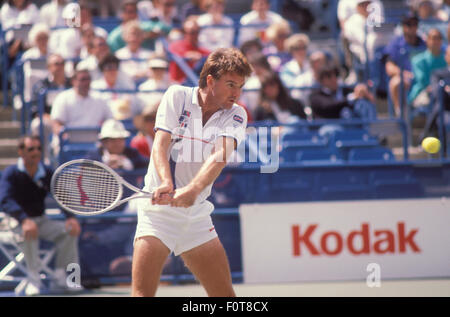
[421, 137, 441, 154]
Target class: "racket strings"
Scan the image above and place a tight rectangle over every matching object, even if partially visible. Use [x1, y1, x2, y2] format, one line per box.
[52, 163, 121, 213]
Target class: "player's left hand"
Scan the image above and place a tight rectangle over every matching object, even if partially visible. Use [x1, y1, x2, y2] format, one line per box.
[170, 185, 200, 208]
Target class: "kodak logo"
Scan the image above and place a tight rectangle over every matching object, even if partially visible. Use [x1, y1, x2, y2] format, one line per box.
[291, 222, 420, 256]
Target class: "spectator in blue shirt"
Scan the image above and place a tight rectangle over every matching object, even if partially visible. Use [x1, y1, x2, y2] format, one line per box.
[384, 13, 427, 115]
[0, 135, 81, 294]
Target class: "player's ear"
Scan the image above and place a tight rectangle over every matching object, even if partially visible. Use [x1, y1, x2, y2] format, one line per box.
[206, 74, 215, 89]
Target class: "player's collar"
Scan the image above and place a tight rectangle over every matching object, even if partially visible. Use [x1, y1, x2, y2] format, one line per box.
[192, 86, 200, 108]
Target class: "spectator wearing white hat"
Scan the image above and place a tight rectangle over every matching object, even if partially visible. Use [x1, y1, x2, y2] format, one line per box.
[86, 119, 149, 171]
[138, 55, 173, 105]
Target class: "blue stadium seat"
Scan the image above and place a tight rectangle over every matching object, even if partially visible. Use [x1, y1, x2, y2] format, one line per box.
[331, 129, 380, 148]
[281, 130, 328, 148]
[57, 127, 100, 164]
[348, 147, 395, 162]
[59, 143, 97, 163]
[280, 146, 344, 164]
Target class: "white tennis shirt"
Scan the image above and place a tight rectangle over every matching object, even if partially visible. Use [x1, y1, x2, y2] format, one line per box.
[142, 84, 248, 207]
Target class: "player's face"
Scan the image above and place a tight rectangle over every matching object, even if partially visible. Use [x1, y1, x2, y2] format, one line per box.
[210, 73, 245, 110]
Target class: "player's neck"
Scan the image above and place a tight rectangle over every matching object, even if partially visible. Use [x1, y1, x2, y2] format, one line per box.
[198, 88, 221, 125]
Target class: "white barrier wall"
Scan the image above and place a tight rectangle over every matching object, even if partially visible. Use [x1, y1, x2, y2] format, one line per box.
[239, 198, 450, 284]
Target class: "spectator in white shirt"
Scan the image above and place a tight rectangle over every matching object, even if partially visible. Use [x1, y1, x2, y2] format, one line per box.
[76, 35, 111, 81]
[237, 0, 284, 46]
[339, 0, 384, 81]
[262, 19, 292, 72]
[91, 54, 141, 122]
[50, 68, 113, 155]
[1, 0, 40, 61]
[342, 0, 386, 84]
[79, 24, 96, 60]
[138, 55, 174, 106]
[39, 0, 68, 29]
[116, 20, 154, 84]
[197, 0, 235, 51]
[279, 33, 311, 89]
[21, 23, 50, 103]
[48, 1, 107, 61]
[0, 0, 39, 30]
[290, 50, 328, 108]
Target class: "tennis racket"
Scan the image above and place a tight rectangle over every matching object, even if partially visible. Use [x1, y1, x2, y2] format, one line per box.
[51, 159, 153, 216]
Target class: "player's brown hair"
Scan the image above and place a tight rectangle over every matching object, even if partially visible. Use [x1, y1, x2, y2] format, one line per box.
[198, 48, 253, 88]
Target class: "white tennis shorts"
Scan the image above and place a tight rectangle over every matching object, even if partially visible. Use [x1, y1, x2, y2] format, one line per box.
[134, 200, 218, 256]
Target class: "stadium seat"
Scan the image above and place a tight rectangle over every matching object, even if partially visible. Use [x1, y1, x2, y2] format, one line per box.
[280, 146, 344, 164]
[331, 129, 380, 149]
[57, 127, 100, 164]
[348, 146, 395, 162]
[281, 130, 328, 148]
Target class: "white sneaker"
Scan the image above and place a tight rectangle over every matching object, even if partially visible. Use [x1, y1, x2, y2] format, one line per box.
[24, 282, 41, 296]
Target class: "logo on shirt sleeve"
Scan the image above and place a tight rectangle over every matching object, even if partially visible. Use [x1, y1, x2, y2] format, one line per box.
[178, 110, 191, 127]
[233, 114, 244, 124]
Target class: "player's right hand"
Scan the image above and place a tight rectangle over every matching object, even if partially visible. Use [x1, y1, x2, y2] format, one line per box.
[152, 181, 174, 205]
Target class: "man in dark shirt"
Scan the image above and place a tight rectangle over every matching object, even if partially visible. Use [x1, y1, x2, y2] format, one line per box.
[309, 63, 376, 119]
[0, 135, 81, 294]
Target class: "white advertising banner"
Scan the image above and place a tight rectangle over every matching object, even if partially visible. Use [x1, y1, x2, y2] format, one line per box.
[239, 198, 450, 284]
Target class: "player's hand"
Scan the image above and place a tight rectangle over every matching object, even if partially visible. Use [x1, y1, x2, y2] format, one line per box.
[152, 181, 174, 205]
[170, 184, 200, 208]
[22, 218, 38, 240]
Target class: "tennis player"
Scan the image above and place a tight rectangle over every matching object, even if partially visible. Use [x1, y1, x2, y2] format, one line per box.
[132, 48, 252, 297]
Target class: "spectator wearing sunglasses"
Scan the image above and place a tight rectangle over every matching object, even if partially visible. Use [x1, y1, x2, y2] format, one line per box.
[0, 135, 81, 295]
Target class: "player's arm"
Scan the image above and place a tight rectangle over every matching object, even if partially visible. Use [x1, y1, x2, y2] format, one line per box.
[170, 136, 236, 208]
[151, 129, 175, 205]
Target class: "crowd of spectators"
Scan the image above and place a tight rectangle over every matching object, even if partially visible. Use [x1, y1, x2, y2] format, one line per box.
[0, 0, 449, 163]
